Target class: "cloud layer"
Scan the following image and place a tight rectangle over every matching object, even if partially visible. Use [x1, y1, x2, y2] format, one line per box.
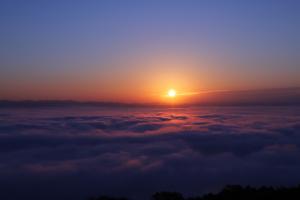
[0, 106, 300, 200]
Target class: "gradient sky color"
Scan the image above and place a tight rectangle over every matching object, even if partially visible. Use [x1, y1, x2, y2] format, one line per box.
[0, 0, 299, 103]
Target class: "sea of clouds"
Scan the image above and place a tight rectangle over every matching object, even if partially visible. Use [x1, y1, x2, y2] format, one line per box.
[0, 106, 300, 200]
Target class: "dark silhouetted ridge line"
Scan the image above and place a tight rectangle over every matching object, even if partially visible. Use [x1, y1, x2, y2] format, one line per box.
[0, 100, 153, 108]
[88, 184, 300, 200]
[0, 100, 300, 108]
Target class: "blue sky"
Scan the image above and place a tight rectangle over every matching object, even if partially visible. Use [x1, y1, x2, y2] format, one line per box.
[0, 0, 299, 101]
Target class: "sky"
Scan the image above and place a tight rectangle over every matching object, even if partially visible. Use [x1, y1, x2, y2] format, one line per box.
[0, 0, 299, 103]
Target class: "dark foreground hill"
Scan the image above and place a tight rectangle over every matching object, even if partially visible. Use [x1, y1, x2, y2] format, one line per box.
[88, 185, 300, 200]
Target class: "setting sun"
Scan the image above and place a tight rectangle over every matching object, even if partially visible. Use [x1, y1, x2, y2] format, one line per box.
[167, 89, 177, 98]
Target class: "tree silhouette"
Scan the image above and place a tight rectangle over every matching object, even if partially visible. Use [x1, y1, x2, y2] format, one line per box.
[152, 192, 184, 200]
[88, 184, 300, 200]
[187, 185, 300, 200]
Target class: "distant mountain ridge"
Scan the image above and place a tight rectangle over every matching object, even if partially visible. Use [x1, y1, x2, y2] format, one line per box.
[1, 87, 299, 107]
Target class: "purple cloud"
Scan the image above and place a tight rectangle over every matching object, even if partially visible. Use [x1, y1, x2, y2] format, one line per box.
[0, 106, 300, 200]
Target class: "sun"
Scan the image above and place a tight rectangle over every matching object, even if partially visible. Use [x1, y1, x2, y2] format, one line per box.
[167, 89, 177, 98]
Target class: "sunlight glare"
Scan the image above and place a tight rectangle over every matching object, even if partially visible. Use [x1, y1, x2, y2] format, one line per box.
[167, 89, 177, 98]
